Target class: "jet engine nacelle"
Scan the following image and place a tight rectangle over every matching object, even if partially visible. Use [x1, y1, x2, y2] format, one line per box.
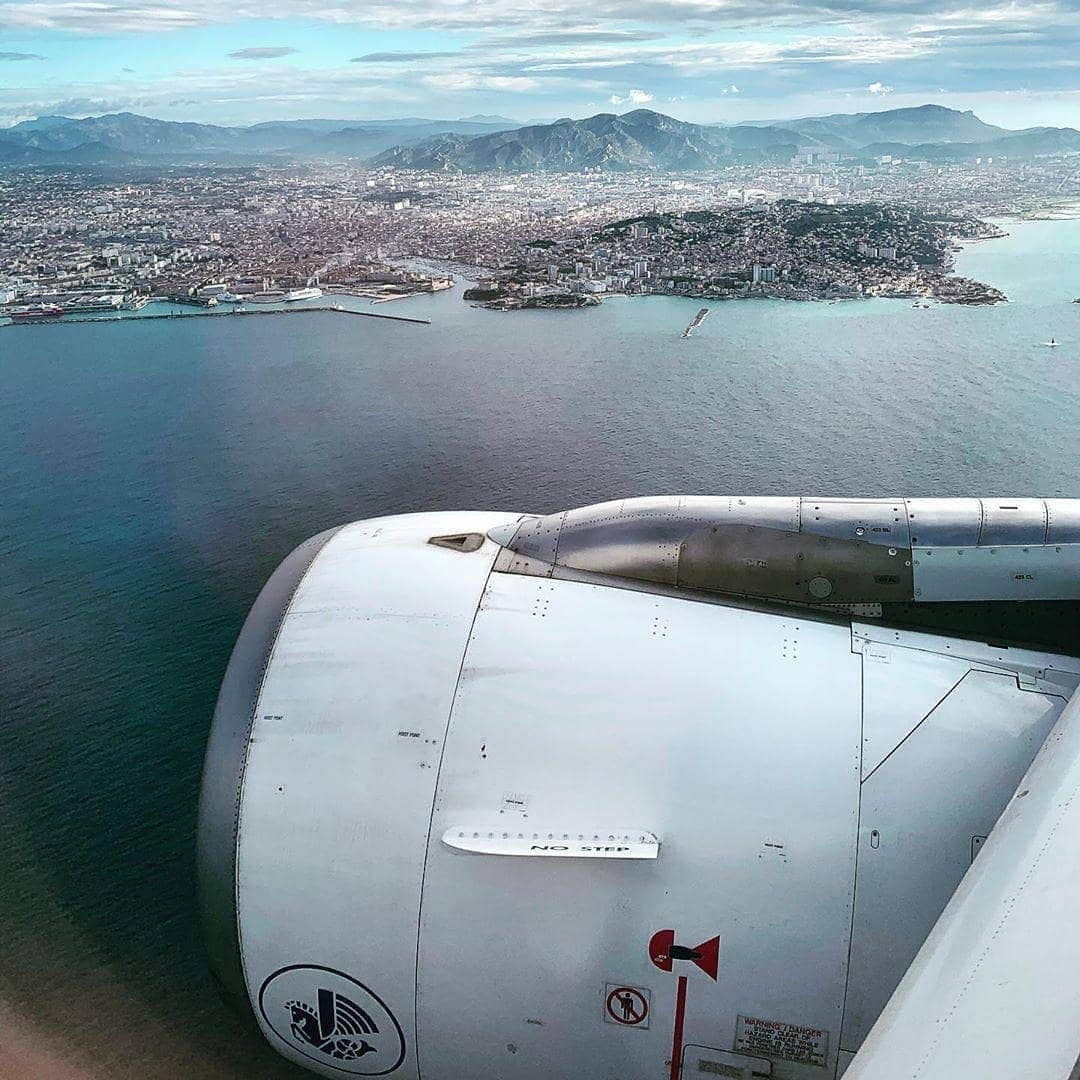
[197, 498, 1080, 1079]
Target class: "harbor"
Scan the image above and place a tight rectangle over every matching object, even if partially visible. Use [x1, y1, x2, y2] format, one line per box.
[2, 304, 431, 329]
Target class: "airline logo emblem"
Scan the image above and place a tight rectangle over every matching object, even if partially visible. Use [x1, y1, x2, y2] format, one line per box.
[259, 965, 406, 1076]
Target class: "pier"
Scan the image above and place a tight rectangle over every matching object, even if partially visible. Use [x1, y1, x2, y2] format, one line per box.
[2, 304, 431, 329]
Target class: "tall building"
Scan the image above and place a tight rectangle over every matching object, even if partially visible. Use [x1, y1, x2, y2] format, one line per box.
[752, 264, 777, 284]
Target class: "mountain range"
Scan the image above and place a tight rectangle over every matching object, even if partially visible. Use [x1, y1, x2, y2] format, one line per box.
[1, 104, 1077, 171]
[0, 113, 520, 166]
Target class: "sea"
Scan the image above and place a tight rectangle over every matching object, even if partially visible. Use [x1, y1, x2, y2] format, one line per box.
[1, 217, 1078, 1078]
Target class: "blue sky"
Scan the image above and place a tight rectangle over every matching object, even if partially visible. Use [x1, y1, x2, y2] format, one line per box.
[1, 1, 1078, 128]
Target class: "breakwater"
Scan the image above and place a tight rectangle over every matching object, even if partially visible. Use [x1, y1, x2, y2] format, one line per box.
[2, 304, 431, 329]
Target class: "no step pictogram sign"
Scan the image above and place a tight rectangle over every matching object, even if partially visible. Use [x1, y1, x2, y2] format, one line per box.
[604, 984, 650, 1028]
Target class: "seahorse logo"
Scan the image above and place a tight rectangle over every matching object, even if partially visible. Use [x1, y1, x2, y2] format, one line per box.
[286, 988, 379, 1061]
[259, 964, 407, 1075]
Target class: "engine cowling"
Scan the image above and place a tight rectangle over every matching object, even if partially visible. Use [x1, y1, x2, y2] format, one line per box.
[197, 498, 1080, 1079]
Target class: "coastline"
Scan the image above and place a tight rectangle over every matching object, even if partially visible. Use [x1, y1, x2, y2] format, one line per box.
[1020, 199, 1080, 221]
[4, 217, 1055, 330]
[458, 211, 1012, 311]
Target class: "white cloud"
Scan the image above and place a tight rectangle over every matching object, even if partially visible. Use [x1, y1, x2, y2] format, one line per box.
[229, 46, 298, 60]
[3, 0, 1079, 127]
[424, 72, 539, 92]
[610, 87, 653, 104]
[3, 0, 1074, 36]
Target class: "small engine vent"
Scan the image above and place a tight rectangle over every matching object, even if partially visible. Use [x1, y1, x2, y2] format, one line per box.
[428, 532, 485, 553]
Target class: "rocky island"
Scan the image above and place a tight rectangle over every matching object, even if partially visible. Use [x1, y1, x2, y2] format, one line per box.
[463, 285, 599, 310]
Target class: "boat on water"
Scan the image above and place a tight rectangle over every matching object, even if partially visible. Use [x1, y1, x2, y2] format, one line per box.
[1044, 339, 1060, 347]
[682, 307, 710, 338]
[10, 304, 64, 322]
[284, 287, 322, 301]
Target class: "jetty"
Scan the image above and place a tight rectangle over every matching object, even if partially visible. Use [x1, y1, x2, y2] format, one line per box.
[1, 304, 431, 329]
[682, 307, 710, 338]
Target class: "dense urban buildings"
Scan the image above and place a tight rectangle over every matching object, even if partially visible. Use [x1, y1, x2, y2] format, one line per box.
[0, 150, 1076, 319]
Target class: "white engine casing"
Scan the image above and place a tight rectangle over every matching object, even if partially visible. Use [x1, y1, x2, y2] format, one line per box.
[197, 506, 1080, 1080]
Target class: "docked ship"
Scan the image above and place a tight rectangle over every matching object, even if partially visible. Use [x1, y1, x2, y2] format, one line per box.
[10, 304, 64, 322]
[66, 295, 124, 314]
[245, 287, 322, 304]
[165, 293, 218, 307]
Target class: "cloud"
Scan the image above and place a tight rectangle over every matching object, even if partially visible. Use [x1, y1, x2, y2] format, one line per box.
[228, 46, 298, 60]
[19, 95, 121, 115]
[424, 72, 540, 92]
[0, 51, 44, 60]
[0, 1, 209, 32]
[2, 0, 1079, 128]
[353, 50, 459, 62]
[476, 29, 666, 47]
[610, 88, 653, 105]
[0, 0, 1069, 36]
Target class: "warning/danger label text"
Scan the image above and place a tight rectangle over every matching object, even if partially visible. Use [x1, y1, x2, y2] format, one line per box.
[734, 1014, 829, 1067]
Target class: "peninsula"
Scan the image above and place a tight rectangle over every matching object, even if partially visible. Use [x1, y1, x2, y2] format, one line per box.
[463, 202, 1007, 309]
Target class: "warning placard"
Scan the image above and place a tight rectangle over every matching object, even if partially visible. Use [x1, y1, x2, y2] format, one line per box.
[604, 984, 650, 1029]
[735, 1014, 829, 1067]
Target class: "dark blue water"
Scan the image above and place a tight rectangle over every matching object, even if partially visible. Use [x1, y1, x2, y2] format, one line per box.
[1, 219, 1078, 1077]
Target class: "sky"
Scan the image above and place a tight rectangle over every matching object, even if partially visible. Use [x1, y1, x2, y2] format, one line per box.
[0, 1, 1078, 129]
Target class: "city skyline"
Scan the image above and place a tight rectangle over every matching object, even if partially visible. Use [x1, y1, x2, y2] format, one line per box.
[1, 1, 1079, 129]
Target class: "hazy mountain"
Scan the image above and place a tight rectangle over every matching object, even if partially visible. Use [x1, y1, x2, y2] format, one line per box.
[372, 109, 809, 171]
[0, 112, 519, 164]
[457, 114, 517, 125]
[952, 127, 1080, 158]
[759, 104, 1007, 150]
[1, 104, 1076, 170]
[11, 114, 85, 132]
[0, 133, 133, 165]
[304, 119, 523, 158]
[373, 104, 1080, 172]
[11, 112, 234, 154]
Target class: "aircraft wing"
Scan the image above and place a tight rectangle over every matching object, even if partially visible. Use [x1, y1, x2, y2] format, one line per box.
[845, 680, 1080, 1079]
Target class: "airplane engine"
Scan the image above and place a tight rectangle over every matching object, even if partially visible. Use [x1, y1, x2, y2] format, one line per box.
[197, 497, 1080, 1080]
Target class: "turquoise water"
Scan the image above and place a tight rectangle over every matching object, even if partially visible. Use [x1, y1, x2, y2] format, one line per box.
[1, 218, 1078, 1078]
